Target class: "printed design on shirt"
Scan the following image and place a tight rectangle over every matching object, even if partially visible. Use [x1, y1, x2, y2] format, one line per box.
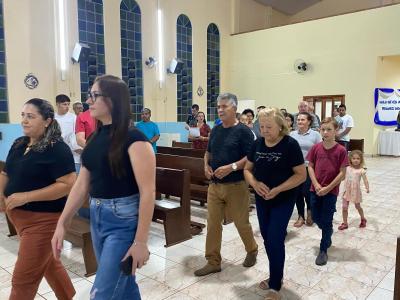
[335, 116, 343, 130]
[255, 151, 282, 162]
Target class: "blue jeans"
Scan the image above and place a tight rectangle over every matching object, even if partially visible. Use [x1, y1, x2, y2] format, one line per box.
[256, 197, 295, 291]
[310, 192, 337, 252]
[89, 194, 141, 300]
[75, 163, 81, 173]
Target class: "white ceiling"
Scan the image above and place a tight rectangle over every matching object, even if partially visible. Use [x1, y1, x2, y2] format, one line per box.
[254, 0, 322, 15]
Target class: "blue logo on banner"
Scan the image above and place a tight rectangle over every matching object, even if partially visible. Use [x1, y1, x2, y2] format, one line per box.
[374, 88, 400, 126]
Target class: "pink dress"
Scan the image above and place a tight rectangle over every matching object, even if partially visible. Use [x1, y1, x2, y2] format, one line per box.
[343, 166, 365, 203]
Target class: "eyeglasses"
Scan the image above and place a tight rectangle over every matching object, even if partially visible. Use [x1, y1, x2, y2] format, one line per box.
[87, 91, 106, 102]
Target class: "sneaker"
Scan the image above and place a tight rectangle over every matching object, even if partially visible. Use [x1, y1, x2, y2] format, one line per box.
[243, 250, 258, 267]
[359, 218, 367, 228]
[315, 251, 328, 266]
[264, 289, 281, 300]
[294, 217, 305, 228]
[194, 264, 221, 276]
[338, 223, 348, 230]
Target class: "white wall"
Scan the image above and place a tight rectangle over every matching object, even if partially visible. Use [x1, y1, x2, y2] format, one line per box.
[289, 0, 400, 24]
[226, 5, 400, 154]
[4, 0, 57, 121]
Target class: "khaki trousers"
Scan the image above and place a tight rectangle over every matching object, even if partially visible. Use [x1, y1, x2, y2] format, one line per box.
[7, 209, 75, 300]
[205, 181, 258, 265]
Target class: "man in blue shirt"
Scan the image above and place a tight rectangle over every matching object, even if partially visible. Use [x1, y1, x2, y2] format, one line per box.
[135, 108, 160, 152]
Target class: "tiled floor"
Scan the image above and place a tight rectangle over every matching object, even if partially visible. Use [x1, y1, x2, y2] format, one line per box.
[0, 156, 398, 299]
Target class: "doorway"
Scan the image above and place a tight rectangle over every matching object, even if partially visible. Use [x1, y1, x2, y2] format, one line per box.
[303, 95, 345, 120]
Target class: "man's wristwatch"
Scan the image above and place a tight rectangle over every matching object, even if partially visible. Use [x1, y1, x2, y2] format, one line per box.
[231, 163, 238, 171]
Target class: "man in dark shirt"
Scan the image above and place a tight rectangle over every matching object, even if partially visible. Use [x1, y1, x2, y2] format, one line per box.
[194, 93, 258, 277]
[186, 104, 199, 127]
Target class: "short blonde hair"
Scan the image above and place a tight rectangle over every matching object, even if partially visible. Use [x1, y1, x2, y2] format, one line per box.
[257, 107, 289, 136]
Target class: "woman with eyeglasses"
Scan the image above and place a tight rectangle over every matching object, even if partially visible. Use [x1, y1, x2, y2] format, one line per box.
[0, 98, 76, 300]
[52, 75, 155, 299]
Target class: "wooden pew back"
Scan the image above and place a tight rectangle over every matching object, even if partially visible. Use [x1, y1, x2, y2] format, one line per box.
[156, 167, 190, 203]
[0, 161, 18, 237]
[172, 141, 193, 148]
[349, 139, 364, 152]
[157, 146, 205, 158]
[154, 167, 192, 246]
[156, 153, 206, 184]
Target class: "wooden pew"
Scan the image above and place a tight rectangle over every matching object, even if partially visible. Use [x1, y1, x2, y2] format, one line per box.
[153, 167, 192, 247]
[156, 153, 208, 206]
[158, 146, 205, 158]
[395, 236, 400, 300]
[172, 141, 193, 148]
[0, 161, 18, 237]
[5, 214, 17, 237]
[156, 153, 233, 226]
[64, 216, 97, 277]
[349, 139, 364, 152]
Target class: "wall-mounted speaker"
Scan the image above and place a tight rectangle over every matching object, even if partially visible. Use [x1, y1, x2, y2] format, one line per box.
[167, 58, 184, 74]
[71, 43, 91, 63]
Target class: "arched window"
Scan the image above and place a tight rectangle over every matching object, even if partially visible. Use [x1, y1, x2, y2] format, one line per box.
[207, 23, 220, 122]
[176, 14, 192, 122]
[0, 0, 8, 123]
[120, 0, 143, 121]
[77, 0, 105, 102]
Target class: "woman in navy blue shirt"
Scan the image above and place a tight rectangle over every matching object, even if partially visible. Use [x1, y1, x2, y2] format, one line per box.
[244, 108, 306, 300]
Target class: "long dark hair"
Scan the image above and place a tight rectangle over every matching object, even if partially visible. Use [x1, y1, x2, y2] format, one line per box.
[89, 75, 131, 178]
[197, 111, 207, 124]
[14, 98, 62, 151]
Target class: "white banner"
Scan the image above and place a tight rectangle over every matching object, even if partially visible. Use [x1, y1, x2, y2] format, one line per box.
[374, 88, 400, 126]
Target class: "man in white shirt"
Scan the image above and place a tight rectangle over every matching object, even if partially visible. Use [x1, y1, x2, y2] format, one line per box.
[54, 94, 82, 172]
[336, 104, 354, 150]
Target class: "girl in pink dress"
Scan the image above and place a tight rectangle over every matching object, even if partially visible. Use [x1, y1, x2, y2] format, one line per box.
[338, 150, 370, 230]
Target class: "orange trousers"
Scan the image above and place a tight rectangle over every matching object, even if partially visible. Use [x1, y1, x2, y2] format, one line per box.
[7, 209, 75, 300]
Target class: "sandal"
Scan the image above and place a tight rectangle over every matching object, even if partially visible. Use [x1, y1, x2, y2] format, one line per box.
[294, 217, 305, 228]
[259, 279, 283, 290]
[264, 289, 281, 300]
[359, 218, 367, 228]
[338, 223, 348, 230]
[306, 211, 313, 226]
[259, 279, 270, 290]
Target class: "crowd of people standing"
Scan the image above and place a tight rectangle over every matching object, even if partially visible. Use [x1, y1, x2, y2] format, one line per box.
[0, 73, 369, 300]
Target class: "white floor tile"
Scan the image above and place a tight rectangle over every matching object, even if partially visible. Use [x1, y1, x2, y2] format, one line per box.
[366, 287, 393, 300]
[0, 156, 398, 300]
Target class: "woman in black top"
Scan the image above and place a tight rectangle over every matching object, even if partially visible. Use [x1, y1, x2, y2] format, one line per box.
[244, 108, 306, 300]
[0, 98, 76, 300]
[52, 75, 155, 300]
